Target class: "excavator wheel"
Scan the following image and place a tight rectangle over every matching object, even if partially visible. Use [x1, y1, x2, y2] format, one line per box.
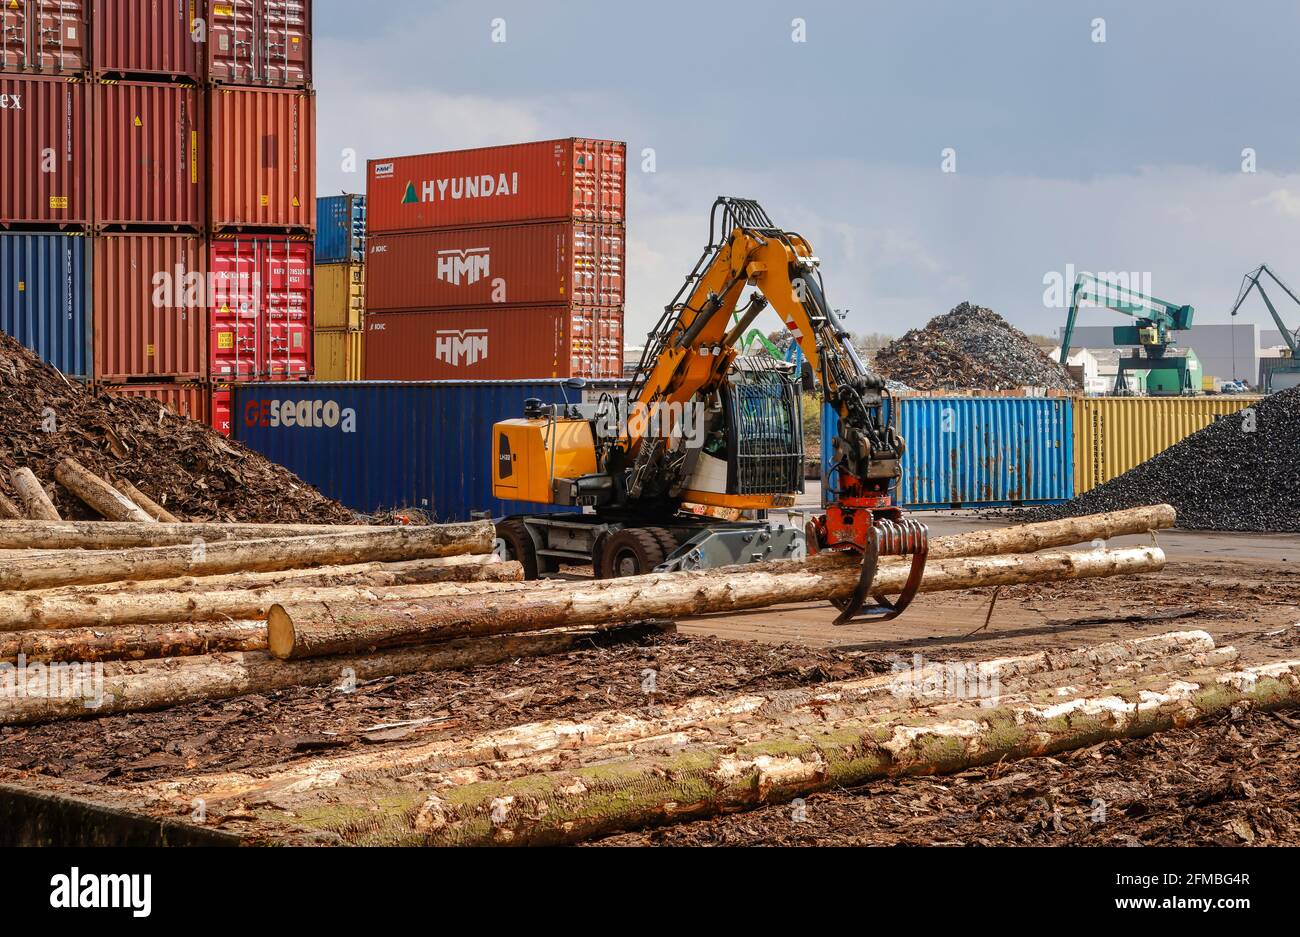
[648, 527, 681, 563]
[600, 528, 667, 578]
[496, 519, 540, 580]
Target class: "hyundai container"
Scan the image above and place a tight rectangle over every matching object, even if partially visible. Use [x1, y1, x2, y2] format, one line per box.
[93, 233, 206, 381]
[93, 80, 203, 230]
[231, 380, 622, 519]
[92, 0, 202, 80]
[100, 381, 208, 422]
[206, 0, 311, 88]
[364, 306, 623, 382]
[313, 261, 363, 329]
[823, 396, 1074, 510]
[366, 221, 625, 312]
[0, 232, 91, 378]
[208, 235, 313, 381]
[315, 193, 364, 263]
[208, 87, 315, 232]
[0, 75, 91, 228]
[0, 0, 88, 75]
[367, 138, 625, 234]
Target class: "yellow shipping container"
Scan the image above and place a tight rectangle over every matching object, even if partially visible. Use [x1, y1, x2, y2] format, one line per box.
[314, 328, 365, 382]
[314, 263, 365, 330]
[1073, 396, 1264, 493]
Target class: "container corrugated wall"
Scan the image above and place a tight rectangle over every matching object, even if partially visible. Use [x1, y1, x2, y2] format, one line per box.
[100, 381, 208, 422]
[93, 80, 203, 229]
[92, 0, 202, 80]
[0, 75, 91, 227]
[93, 233, 206, 381]
[315, 193, 364, 263]
[365, 221, 625, 311]
[231, 381, 622, 519]
[208, 87, 315, 231]
[1073, 396, 1264, 493]
[313, 262, 363, 329]
[367, 139, 626, 234]
[0, 232, 91, 378]
[364, 306, 623, 381]
[313, 328, 363, 381]
[0, 1, 89, 75]
[823, 397, 1074, 510]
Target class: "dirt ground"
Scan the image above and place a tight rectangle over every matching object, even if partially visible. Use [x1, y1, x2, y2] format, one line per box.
[0, 512, 1295, 846]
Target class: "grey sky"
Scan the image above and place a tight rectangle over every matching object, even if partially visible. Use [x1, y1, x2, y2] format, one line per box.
[314, 0, 1300, 346]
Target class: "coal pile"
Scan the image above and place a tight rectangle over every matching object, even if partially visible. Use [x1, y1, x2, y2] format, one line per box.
[0, 333, 353, 524]
[1029, 388, 1300, 532]
[873, 302, 1078, 392]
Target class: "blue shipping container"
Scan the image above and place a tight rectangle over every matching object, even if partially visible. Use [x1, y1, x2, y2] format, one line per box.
[0, 233, 92, 380]
[315, 195, 366, 265]
[822, 397, 1074, 510]
[232, 380, 623, 520]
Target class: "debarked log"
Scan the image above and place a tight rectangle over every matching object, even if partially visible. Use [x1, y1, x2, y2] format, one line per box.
[54, 459, 155, 524]
[268, 546, 1168, 660]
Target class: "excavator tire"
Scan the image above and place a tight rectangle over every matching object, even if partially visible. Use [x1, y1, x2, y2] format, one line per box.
[648, 527, 681, 563]
[496, 519, 540, 580]
[601, 528, 667, 579]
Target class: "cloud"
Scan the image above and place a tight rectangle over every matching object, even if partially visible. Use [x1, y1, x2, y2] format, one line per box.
[1251, 188, 1300, 218]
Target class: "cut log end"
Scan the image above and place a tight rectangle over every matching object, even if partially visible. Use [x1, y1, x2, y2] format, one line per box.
[267, 604, 295, 660]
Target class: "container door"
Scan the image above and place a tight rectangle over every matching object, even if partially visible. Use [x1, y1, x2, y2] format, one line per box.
[32, 0, 86, 74]
[0, 1, 27, 70]
[261, 239, 312, 379]
[209, 239, 263, 380]
[262, 0, 309, 86]
[208, 0, 258, 84]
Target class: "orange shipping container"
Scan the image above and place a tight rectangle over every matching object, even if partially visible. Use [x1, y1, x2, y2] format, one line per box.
[208, 87, 315, 232]
[364, 306, 623, 382]
[93, 233, 207, 382]
[0, 75, 91, 228]
[92, 0, 203, 80]
[94, 80, 204, 230]
[206, 0, 312, 89]
[0, 0, 88, 75]
[100, 382, 209, 423]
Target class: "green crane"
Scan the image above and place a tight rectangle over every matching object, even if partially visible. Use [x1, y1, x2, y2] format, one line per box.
[1059, 273, 1197, 396]
[1228, 264, 1300, 393]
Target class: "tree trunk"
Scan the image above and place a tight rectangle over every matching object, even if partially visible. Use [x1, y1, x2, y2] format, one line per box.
[23, 554, 509, 599]
[924, 503, 1174, 560]
[0, 561, 525, 632]
[10, 468, 60, 521]
[115, 480, 182, 523]
[0, 521, 495, 592]
[0, 519, 400, 551]
[268, 546, 1167, 660]
[0, 621, 674, 726]
[54, 458, 157, 523]
[0, 621, 267, 663]
[0, 491, 22, 520]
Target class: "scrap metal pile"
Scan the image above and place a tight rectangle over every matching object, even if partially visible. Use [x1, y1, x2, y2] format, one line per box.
[1031, 387, 1300, 532]
[0, 333, 351, 524]
[873, 302, 1079, 392]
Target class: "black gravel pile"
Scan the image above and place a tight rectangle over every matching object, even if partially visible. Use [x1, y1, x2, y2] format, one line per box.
[874, 302, 1079, 392]
[1028, 387, 1300, 532]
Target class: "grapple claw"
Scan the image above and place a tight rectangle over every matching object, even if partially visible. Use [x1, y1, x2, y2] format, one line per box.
[832, 517, 929, 625]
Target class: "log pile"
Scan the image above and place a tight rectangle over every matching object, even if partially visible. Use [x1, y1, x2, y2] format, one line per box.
[0, 505, 1179, 727]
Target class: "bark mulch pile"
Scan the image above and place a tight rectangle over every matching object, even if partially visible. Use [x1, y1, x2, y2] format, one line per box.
[0, 333, 353, 523]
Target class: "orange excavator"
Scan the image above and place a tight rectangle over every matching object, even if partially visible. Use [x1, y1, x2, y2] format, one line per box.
[490, 197, 928, 623]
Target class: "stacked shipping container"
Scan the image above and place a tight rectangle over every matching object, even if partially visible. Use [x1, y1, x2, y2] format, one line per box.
[313, 194, 365, 380]
[0, 1, 316, 434]
[364, 138, 626, 381]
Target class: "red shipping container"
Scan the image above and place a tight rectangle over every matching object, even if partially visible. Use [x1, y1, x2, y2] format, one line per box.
[366, 222, 625, 312]
[209, 385, 232, 436]
[206, 0, 312, 88]
[94, 80, 204, 230]
[0, 1, 88, 75]
[208, 87, 315, 232]
[209, 236, 313, 381]
[367, 138, 626, 235]
[0, 75, 91, 228]
[92, 0, 203, 80]
[364, 306, 624, 382]
[93, 233, 207, 381]
[101, 381, 209, 422]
